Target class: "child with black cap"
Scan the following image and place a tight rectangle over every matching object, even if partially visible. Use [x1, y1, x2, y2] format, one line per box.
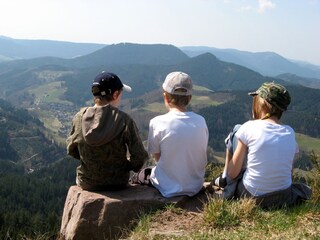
[213, 82, 312, 208]
[66, 71, 148, 191]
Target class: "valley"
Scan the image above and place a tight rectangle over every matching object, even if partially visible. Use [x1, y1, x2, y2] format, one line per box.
[0, 39, 319, 239]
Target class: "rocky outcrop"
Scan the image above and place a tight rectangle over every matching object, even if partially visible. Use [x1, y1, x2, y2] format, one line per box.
[59, 184, 213, 240]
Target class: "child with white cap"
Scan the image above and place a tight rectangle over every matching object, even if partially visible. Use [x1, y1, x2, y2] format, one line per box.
[144, 71, 209, 198]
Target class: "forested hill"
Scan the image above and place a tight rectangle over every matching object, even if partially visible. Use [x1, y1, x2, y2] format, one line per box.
[0, 99, 64, 170]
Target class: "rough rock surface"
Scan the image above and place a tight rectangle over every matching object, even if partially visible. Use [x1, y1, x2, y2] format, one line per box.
[59, 184, 214, 240]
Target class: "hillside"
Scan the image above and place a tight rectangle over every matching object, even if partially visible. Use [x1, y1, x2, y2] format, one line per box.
[181, 46, 320, 79]
[0, 99, 64, 170]
[0, 43, 280, 105]
[1, 36, 320, 82]
[0, 42, 319, 153]
[69, 43, 190, 67]
[0, 40, 319, 239]
[277, 73, 320, 89]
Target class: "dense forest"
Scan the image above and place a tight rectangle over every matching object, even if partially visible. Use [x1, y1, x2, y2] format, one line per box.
[0, 99, 65, 169]
[0, 158, 78, 239]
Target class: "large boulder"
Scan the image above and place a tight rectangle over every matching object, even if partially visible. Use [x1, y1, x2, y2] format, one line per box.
[59, 184, 213, 240]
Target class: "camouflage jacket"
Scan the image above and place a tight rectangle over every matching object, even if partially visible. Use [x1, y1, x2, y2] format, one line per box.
[66, 105, 148, 190]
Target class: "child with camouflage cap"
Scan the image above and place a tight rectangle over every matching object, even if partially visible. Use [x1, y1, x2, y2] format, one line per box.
[213, 82, 311, 208]
[66, 71, 148, 191]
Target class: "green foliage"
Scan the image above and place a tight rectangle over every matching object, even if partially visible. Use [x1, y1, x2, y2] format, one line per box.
[199, 91, 251, 151]
[0, 158, 78, 239]
[308, 151, 320, 202]
[0, 99, 64, 167]
[203, 198, 258, 228]
[204, 162, 224, 182]
[294, 151, 313, 170]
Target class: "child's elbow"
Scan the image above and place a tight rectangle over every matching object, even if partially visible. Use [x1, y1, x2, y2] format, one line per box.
[227, 169, 239, 180]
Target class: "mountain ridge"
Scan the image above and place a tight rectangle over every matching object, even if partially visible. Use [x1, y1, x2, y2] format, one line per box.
[180, 46, 320, 79]
[0, 35, 105, 60]
[1, 36, 320, 82]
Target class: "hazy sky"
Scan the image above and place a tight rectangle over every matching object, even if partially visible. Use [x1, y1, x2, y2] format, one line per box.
[0, 0, 319, 65]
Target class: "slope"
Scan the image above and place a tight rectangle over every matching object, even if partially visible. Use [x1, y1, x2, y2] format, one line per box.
[0, 99, 65, 170]
[181, 46, 320, 79]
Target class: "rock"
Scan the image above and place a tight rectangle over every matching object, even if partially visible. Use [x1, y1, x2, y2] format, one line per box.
[59, 184, 214, 240]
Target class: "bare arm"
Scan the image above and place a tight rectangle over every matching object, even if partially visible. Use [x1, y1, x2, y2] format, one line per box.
[153, 153, 161, 162]
[227, 139, 247, 179]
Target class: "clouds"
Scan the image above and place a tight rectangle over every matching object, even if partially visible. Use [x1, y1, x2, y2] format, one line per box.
[240, 0, 276, 13]
[258, 0, 276, 12]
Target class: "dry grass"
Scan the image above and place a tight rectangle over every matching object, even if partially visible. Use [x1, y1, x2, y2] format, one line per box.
[128, 198, 320, 240]
[127, 153, 320, 240]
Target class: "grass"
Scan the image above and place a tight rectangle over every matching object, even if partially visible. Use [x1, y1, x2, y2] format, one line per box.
[127, 153, 320, 240]
[296, 133, 320, 155]
[190, 95, 221, 106]
[28, 81, 72, 105]
[142, 95, 221, 114]
[128, 199, 320, 240]
[193, 85, 214, 92]
[142, 102, 167, 113]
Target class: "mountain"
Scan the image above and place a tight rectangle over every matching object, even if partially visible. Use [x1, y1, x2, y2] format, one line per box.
[180, 46, 320, 80]
[69, 43, 190, 67]
[0, 42, 319, 153]
[0, 43, 278, 105]
[173, 53, 273, 91]
[0, 35, 105, 61]
[276, 73, 320, 89]
[2, 35, 320, 81]
[0, 98, 64, 170]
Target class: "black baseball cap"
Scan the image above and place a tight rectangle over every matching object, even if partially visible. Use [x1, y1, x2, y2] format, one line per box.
[92, 71, 132, 96]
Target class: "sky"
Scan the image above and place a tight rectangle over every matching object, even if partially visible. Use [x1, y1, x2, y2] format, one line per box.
[0, 0, 319, 65]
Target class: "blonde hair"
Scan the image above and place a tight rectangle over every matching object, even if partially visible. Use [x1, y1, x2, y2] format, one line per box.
[252, 96, 283, 120]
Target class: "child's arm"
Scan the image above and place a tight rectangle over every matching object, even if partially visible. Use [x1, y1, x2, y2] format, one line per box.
[153, 153, 161, 162]
[227, 140, 247, 179]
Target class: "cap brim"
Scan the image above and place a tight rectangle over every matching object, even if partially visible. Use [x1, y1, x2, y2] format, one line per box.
[248, 91, 258, 96]
[123, 84, 132, 92]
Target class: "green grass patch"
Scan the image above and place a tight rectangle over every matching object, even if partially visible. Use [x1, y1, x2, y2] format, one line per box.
[191, 95, 221, 106]
[193, 85, 214, 92]
[142, 91, 221, 113]
[28, 81, 72, 105]
[142, 102, 167, 113]
[296, 133, 320, 154]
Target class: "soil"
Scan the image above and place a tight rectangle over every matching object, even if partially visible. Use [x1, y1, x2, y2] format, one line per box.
[148, 184, 221, 238]
[149, 208, 204, 237]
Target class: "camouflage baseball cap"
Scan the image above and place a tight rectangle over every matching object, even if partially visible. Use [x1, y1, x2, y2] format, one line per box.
[248, 82, 291, 111]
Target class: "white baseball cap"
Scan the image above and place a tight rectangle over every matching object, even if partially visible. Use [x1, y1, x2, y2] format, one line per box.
[162, 71, 193, 96]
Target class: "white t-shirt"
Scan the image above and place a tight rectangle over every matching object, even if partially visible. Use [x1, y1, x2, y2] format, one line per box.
[236, 120, 298, 196]
[148, 111, 208, 197]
